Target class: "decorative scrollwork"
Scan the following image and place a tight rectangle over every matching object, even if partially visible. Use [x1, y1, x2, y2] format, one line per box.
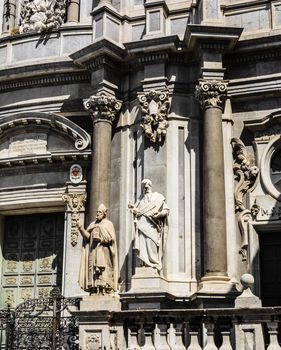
[195, 80, 228, 110]
[84, 93, 122, 123]
[232, 138, 259, 261]
[62, 192, 86, 246]
[138, 90, 170, 143]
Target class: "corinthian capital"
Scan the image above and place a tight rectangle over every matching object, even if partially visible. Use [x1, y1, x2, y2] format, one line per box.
[84, 93, 122, 123]
[195, 80, 228, 110]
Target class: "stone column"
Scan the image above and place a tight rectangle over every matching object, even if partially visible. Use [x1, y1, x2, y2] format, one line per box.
[67, 0, 80, 23]
[2, 0, 16, 33]
[84, 93, 122, 221]
[195, 80, 230, 287]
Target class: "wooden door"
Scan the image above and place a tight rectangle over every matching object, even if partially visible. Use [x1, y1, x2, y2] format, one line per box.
[1, 213, 64, 309]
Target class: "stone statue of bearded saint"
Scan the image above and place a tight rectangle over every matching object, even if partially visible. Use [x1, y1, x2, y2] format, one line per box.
[78, 204, 118, 294]
[129, 179, 169, 271]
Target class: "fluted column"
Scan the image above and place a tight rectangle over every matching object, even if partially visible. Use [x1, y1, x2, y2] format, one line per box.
[84, 93, 122, 221]
[195, 80, 230, 285]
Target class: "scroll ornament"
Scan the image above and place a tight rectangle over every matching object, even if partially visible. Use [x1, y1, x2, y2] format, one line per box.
[231, 138, 259, 261]
[20, 0, 66, 33]
[62, 193, 86, 246]
[138, 90, 170, 143]
[195, 80, 228, 110]
[84, 93, 122, 123]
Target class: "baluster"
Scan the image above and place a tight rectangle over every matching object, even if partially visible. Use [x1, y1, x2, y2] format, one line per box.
[154, 324, 171, 350]
[267, 322, 281, 350]
[203, 323, 218, 350]
[127, 325, 141, 350]
[187, 331, 202, 350]
[219, 331, 233, 350]
[172, 324, 186, 350]
[142, 324, 156, 350]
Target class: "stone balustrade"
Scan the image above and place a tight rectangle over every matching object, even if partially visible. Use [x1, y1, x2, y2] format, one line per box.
[110, 308, 281, 350]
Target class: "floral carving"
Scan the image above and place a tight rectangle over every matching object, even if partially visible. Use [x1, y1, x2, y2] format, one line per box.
[20, 0, 66, 33]
[232, 138, 259, 261]
[138, 90, 170, 143]
[62, 192, 86, 246]
[195, 80, 228, 110]
[84, 93, 122, 123]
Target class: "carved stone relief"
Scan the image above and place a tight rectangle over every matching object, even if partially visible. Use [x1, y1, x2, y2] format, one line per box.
[232, 138, 259, 261]
[20, 0, 66, 33]
[0, 134, 48, 159]
[62, 192, 86, 246]
[84, 93, 122, 123]
[138, 90, 170, 143]
[86, 334, 101, 350]
[195, 80, 228, 110]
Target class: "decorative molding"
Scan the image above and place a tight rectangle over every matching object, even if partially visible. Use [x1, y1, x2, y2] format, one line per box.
[0, 152, 90, 169]
[86, 334, 101, 350]
[138, 90, 170, 143]
[20, 0, 66, 33]
[195, 80, 228, 110]
[84, 93, 122, 124]
[231, 138, 259, 261]
[62, 192, 86, 246]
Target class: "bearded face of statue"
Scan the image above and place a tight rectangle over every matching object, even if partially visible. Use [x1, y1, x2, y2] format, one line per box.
[96, 210, 105, 222]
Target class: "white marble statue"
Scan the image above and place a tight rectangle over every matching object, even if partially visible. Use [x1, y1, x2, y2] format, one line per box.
[78, 204, 118, 294]
[129, 179, 169, 271]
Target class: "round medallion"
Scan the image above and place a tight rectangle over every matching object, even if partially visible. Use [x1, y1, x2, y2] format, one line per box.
[70, 164, 83, 184]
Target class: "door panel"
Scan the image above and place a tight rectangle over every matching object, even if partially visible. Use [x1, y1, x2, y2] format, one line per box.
[1, 213, 64, 308]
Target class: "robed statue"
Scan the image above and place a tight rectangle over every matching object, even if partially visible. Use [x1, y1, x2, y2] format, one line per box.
[129, 179, 169, 271]
[78, 204, 118, 294]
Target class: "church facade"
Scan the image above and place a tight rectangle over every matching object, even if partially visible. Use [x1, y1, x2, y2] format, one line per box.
[0, 0, 281, 348]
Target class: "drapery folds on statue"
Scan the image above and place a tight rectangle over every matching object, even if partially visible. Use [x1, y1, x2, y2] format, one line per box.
[129, 179, 169, 271]
[78, 204, 118, 294]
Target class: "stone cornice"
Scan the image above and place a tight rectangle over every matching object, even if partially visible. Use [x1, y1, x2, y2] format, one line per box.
[195, 80, 228, 110]
[0, 72, 90, 92]
[0, 60, 91, 92]
[185, 24, 243, 52]
[228, 73, 281, 99]
[69, 39, 125, 69]
[84, 93, 122, 124]
[0, 151, 91, 169]
[124, 35, 180, 57]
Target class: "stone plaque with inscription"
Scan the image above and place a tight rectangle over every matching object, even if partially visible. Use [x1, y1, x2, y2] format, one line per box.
[0, 134, 48, 159]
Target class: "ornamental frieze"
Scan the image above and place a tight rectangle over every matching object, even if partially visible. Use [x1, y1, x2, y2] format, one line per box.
[84, 93, 122, 123]
[195, 80, 228, 110]
[138, 90, 170, 143]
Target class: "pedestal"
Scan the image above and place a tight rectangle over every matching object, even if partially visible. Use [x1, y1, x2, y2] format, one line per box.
[75, 295, 124, 350]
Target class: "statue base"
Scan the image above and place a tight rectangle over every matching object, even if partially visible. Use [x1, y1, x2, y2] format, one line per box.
[121, 267, 170, 309]
[75, 294, 123, 350]
[131, 267, 168, 292]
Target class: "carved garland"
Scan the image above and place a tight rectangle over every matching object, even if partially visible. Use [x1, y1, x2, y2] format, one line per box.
[231, 138, 259, 261]
[84, 93, 122, 123]
[62, 193, 86, 246]
[195, 80, 228, 110]
[138, 90, 170, 143]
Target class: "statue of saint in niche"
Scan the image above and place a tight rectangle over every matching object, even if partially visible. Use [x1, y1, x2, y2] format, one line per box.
[129, 179, 169, 271]
[78, 204, 118, 294]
